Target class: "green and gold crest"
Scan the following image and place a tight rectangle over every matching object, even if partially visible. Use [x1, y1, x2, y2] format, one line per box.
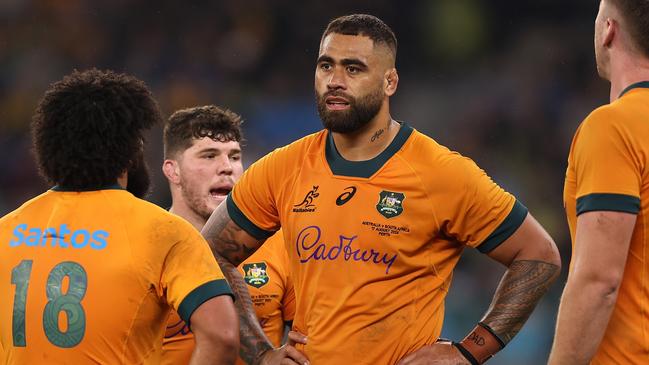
[243, 262, 269, 288]
[376, 190, 405, 218]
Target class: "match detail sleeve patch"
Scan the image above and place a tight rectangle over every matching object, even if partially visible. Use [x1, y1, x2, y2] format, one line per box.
[226, 194, 275, 240]
[576, 193, 640, 215]
[177, 279, 234, 324]
[478, 200, 528, 254]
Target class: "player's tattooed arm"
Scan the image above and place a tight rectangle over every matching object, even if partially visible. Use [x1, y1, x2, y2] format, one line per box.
[480, 259, 560, 343]
[480, 213, 561, 344]
[201, 202, 273, 364]
[447, 213, 560, 365]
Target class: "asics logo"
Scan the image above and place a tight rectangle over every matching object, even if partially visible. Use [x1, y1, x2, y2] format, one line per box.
[336, 186, 357, 206]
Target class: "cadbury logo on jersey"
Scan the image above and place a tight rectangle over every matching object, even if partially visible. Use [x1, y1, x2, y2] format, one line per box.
[296, 225, 397, 275]
[293, 186, 319, 213]
[8, 223, 109, 250]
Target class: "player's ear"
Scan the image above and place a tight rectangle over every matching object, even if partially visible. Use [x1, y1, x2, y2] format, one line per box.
[162, 159, 181, 185]
[603, 17, 616, 47]
[384, 68, 398, 96]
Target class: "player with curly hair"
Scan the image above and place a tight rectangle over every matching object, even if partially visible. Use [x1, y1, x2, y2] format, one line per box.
[0, 69, 239, 364]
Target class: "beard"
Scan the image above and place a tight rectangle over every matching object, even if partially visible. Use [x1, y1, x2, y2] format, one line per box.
[179, 181, 214, 221]
[316, 86, 383, 133]
[127, 152, 152, 199]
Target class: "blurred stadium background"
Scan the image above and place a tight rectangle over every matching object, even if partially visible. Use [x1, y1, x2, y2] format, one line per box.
[0, 1, 607, 364]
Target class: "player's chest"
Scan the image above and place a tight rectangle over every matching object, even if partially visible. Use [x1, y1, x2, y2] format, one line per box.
[279, 171, 434, 269]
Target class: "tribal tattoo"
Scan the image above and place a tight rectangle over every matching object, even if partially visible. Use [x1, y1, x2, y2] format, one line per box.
[201, 203, 273, 364]
[481, 260, 560, 344]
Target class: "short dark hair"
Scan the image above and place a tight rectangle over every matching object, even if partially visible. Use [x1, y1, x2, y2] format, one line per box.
[610, 0, 649, 57]
[31, 68, 161, 189]
[322, 14, 397, 58]
[164, 105, 243, 158]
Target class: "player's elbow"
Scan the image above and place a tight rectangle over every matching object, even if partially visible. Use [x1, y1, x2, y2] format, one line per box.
[571, 265, 623, 304]
[525, 231, 562, 271]
[195, 323, 240, 356]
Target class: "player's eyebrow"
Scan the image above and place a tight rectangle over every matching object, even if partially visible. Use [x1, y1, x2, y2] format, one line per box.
[198, 147, 241, 155]
[316, 55, 368, 70]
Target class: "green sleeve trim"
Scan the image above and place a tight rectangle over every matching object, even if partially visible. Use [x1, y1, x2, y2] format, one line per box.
[478, 200, 528, 254]
[576, 193, 640, 215]
[226, 193, 275, 240]
[178, 279, 234, 324]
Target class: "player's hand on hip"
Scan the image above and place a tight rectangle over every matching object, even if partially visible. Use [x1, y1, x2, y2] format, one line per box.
[396, 341, 470, 365]
[259, 331, 309, 365]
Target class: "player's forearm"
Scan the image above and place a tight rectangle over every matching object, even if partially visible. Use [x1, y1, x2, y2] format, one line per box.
[547, 274, 620, 364]
[480, 260, 560, 343]
[201, 204, 273, 363]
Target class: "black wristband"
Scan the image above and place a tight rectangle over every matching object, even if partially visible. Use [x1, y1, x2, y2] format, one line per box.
[477, 322, 506, 349]
[452, 341, 480, 365]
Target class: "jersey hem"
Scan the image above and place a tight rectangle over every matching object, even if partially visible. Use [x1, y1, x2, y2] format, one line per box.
[178, 279, 234, 324]
[576, 193, 640, 215]
[477, 200, 528, 253]
[226, 194, 275, 240]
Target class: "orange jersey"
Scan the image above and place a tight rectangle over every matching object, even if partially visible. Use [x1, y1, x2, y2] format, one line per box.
[162, 230, 294, 365]
[564, 82, 649, 364]
[228, 123, 527, 364]
[0, 187, 232, 364]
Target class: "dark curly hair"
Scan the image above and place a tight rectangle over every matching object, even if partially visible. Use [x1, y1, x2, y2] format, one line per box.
[163, 105, 243, 158]
[31, 68, 162, 189]
[322, 14, 397, 58]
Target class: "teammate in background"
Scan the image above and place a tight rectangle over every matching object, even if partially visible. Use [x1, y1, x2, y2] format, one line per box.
[0, 69, 238, 364]
[201, 14, 561, 365]
[161, 105, 295, 365]
[549, 1, 649, 364]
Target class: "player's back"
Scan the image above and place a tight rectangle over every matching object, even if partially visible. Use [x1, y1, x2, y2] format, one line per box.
[0, 187, 198, 364]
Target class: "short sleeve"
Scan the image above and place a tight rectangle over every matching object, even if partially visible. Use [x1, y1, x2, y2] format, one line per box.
[161, 222, 233, 324]
[282, 266, 296, 322]
[572, 108, 642, 215]
[228, 149, 284, 239]
[432, 153, 528, 253]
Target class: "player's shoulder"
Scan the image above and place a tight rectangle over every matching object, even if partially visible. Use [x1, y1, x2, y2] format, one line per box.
[403, 127, 475, 170]
[129, 197, 197, 234]
[0, 190, 53, 226]
[266, 130, 327, 160]
[580, 98, 643, 133]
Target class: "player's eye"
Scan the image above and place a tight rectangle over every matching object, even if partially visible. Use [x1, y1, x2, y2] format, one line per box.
[319, 63, 332, 71]
[230, 154, 241, 162]
[203, 154, 216, 159]
[347, 66, 360, 74]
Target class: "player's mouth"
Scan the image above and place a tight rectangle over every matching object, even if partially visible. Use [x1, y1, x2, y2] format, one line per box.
[325, 96, 350, 111]
[209, 187, 232, 199]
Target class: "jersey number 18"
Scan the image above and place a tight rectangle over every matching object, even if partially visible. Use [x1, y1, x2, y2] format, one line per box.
[11, 260, 87, 348]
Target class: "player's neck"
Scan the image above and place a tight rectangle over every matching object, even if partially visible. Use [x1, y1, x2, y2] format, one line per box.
[608, 53, 649, 102]
[330, 109, 400, 162]
[169, 199, 207, 232]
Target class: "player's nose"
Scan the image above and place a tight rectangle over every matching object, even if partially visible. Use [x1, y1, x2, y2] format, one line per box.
[327, 68, 347, 90]
[215, 156, 234, 175]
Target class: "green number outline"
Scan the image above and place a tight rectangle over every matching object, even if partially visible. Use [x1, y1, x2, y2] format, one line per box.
[10, 260, 88, 348]
[43, 261, 88, 348]
[11, 260, 33, 347]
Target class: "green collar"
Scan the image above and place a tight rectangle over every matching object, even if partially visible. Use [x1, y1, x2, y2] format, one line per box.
[619, 81, 649, 98]
[325, 122, 414, 178]
[51, 183, 124, 192]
